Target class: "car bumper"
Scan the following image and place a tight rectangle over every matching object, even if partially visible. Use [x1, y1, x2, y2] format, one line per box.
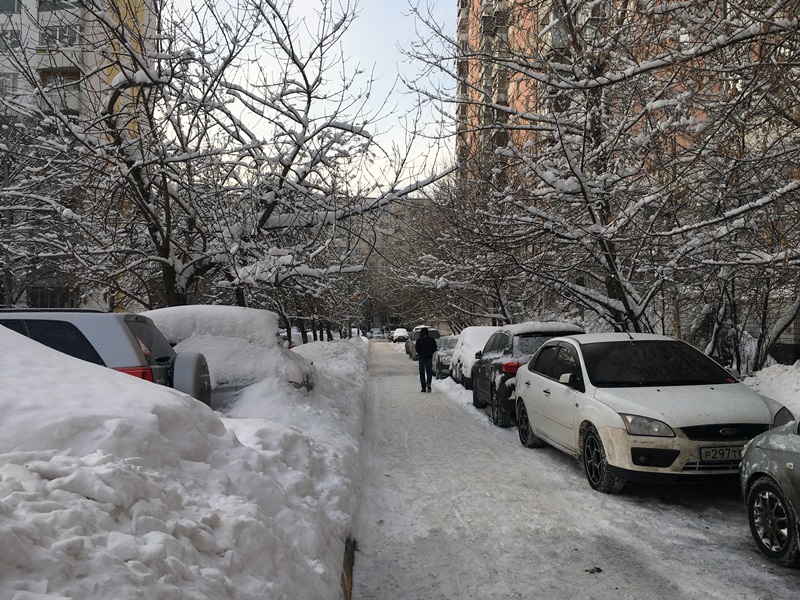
[599, 425, 752, 481]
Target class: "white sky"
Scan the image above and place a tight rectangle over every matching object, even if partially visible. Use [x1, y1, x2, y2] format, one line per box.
[341, 0, 458, 179]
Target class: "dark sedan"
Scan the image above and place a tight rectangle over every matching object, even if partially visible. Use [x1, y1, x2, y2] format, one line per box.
[472, 321, 584, 427]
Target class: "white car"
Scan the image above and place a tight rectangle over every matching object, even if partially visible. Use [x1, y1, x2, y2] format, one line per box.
[392, 327, 409, 343]
[449, 326, 499, 389]
[515, 333, 794, 493]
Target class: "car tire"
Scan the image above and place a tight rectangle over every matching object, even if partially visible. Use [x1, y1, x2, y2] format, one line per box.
[172, 351, 212, 406]
[472, 385, 487, 409]
[747, 476, 800, 567]
[463, 374, 473, 390]
[516, 399, 544, 448]
[582, 425, 624, 493]
[490, 386, 510, 428]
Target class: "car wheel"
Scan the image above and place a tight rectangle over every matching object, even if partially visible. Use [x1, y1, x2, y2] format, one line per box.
[463, 374, 473, 390]
[582, 425, 624, 493]
[490, 386, 510, 428]
[747, 477, 800, 566]
[516, 399, 544, 448]
[472, 384, 487, 409]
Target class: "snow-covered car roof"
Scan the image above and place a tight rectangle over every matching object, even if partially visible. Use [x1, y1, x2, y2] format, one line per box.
[456, 326, 499, 346]
[566, 332, 674, 345]
[499, 321, 585, 336]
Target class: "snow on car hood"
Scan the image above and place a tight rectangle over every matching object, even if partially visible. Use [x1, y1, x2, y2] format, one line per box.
[174, 334, 314, 389]
[592, 383, 778, 427]
[749, 420, 800, 453]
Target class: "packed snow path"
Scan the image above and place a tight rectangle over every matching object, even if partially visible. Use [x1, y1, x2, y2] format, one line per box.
[352, 340, 799, 599]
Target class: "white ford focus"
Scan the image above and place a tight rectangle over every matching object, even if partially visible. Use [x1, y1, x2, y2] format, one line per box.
[514, 333, 794, 493]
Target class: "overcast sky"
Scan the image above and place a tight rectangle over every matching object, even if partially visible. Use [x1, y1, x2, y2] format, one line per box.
[288, 0, 457, 182]
[345, 0, 458, 178]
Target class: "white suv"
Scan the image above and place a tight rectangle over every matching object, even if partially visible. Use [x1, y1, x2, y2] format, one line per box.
[0, 309, 211, 405]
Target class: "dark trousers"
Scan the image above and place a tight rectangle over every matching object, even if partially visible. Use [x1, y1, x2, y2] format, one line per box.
[419, 357, 433, 389]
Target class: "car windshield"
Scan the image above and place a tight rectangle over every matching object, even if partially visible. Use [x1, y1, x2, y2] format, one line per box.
[581, 340, 736, 387]
[439, 337, 457, 350]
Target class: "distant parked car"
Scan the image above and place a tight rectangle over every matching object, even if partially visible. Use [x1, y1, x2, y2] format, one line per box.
[0, 309, 211, 405]
[407, 327, 441, 360]
[145, 305, 314, 410]
[433, 335, 458, 379]
[370, 328, 384, 339]
[472, 321, 585, 426]
[450, 326, 499, 390]
[516, 333, 793, 493]
[392, 328, 409, 343]
[740, 418, 800, 566]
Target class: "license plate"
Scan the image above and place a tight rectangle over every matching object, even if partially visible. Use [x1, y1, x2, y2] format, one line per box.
[700, 446, 742, 462]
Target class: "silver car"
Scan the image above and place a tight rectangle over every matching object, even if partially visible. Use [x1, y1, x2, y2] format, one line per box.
[0, 309, 211, 405]
[740, 418, 800, 567]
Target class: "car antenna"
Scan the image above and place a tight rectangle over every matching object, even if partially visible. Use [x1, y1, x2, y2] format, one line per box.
[615, 322, 634, 340]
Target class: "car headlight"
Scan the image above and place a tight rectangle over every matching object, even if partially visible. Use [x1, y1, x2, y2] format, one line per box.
[773, 407, 795, 427]
[620, 414, 675, 437]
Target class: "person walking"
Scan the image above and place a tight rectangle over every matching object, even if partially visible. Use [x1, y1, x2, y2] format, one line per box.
[415, 327, 438, 393]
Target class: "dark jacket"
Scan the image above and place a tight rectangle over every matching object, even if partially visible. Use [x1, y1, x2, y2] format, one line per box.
[415, 330, 438, 359]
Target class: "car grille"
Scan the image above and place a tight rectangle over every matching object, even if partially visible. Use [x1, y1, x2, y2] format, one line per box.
[681, 460, 740, 473]
[679, 423, 769, 442]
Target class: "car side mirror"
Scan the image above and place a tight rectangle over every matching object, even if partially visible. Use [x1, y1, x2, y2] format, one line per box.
[559, 372, 585, 394]
[475, 350, 482, 359]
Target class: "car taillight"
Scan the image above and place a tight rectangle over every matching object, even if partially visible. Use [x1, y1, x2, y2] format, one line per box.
[501, 362, 522, 375]
[115, 366, 155, 382]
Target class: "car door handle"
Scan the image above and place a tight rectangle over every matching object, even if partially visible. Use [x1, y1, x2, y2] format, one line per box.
[524, 381, 530, 387]
[543, 389, 551, 396]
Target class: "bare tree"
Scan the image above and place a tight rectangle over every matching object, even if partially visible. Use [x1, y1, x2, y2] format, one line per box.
[405, 0, 800, 365]
[0, 0, 448, 310]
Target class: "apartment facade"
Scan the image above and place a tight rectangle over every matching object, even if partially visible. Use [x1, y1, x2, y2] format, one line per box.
[0, 0, 155, 308]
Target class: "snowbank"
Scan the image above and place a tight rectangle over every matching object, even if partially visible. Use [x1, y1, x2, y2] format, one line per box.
[0, 325, 368, 599]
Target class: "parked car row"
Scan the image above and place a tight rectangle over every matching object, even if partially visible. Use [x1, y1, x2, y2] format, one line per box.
[437, 321, 800, 568]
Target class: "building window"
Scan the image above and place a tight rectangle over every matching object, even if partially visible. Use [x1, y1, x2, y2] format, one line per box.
[0, 73, 18, 94]
[0, 30, 20, 53]
[38, 0, 79, 11]
[40, 70, 81, 113]
[39, 25, 81, 48]
[0, 0, 19, 13]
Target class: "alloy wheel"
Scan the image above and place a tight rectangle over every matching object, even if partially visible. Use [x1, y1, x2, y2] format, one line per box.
[753, 489, 790, 553]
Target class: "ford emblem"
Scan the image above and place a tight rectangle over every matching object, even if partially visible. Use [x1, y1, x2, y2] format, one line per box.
[719, 427, 738, 436]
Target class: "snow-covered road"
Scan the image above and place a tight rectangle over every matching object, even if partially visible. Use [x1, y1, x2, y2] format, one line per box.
[352, 340, 799, 599]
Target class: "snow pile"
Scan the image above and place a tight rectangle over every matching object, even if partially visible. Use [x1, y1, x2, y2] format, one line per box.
[743, 361, 800, 416]
[0, 323, 368, 600]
